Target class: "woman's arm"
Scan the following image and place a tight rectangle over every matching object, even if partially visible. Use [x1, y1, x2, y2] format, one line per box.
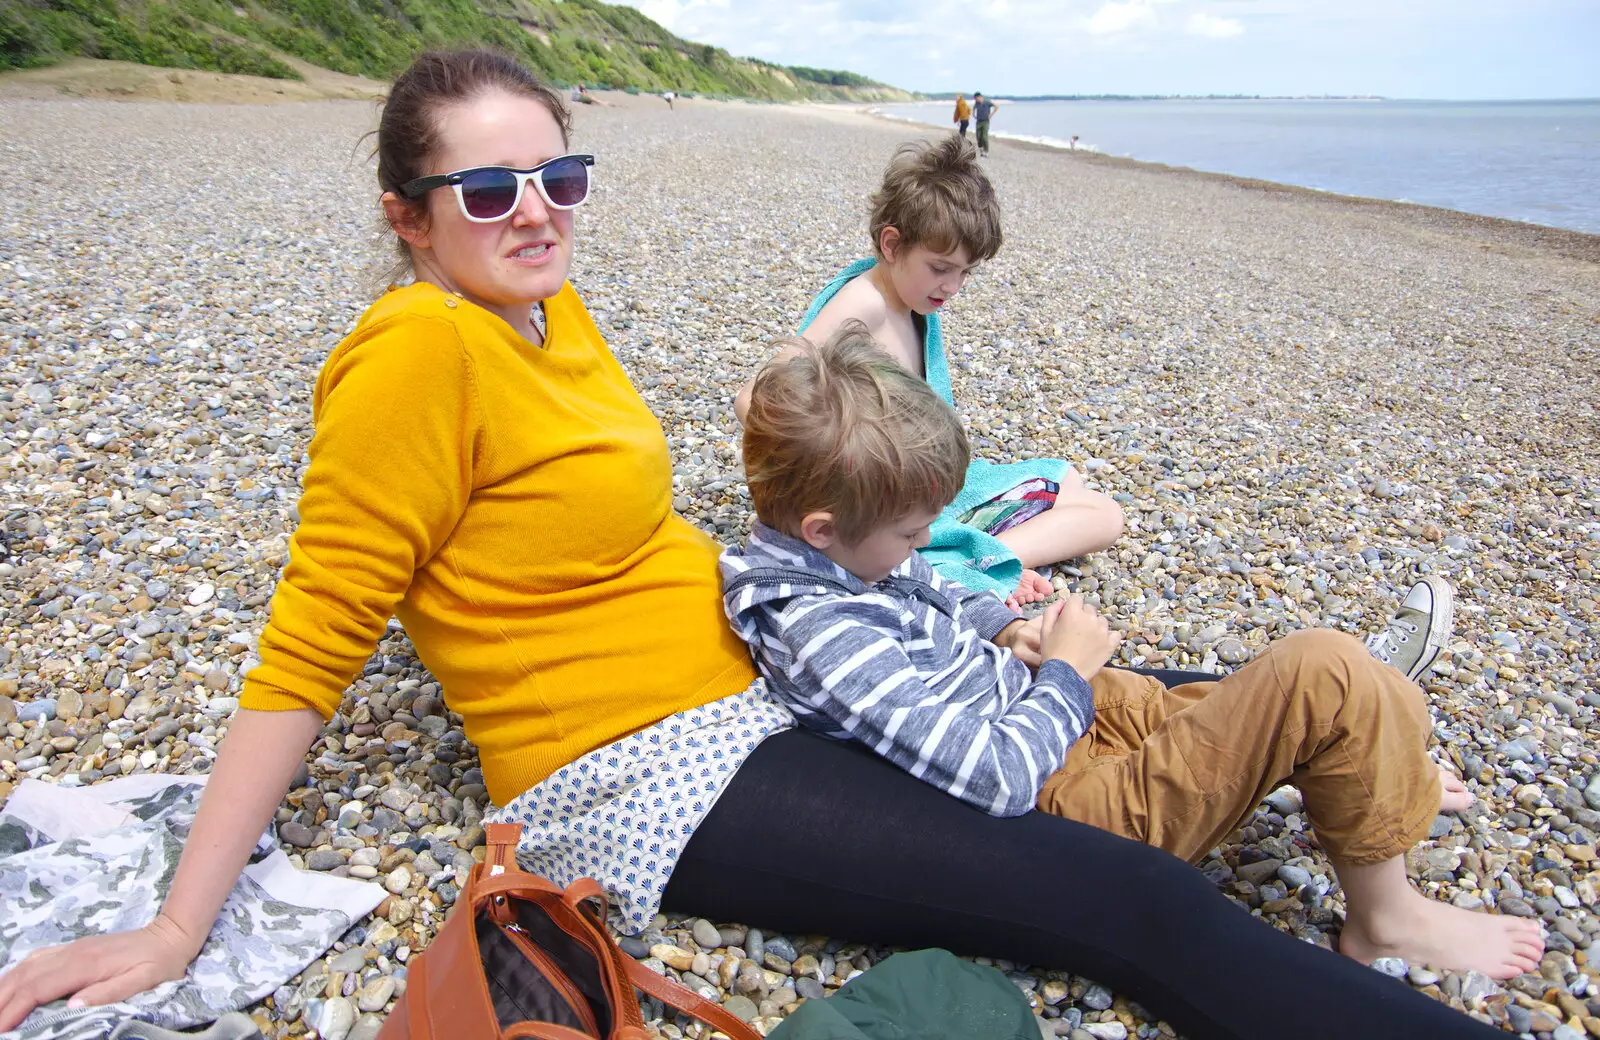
[0, 707, 323, 1030]
[1, 312, 483, 1029]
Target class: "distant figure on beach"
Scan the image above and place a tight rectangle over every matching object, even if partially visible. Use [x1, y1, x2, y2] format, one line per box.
[952, 92, 971, 138]
[972, 91, 997, 155]
[571, 83, 597, 105]
[663, 89, 676, 110]
[736, 136, 1123, 608]
[1071, 135, 1079, 150]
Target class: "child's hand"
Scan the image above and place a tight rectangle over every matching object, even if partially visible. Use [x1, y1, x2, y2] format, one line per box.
[1039, 596, 1120, 682]
[992, 617, 1043, 669]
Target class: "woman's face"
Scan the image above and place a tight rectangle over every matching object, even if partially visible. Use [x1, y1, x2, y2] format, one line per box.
[392, 90, 575, 324]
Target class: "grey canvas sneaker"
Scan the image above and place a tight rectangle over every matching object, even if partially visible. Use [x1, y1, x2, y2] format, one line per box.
[1366, 575, 1454, 682]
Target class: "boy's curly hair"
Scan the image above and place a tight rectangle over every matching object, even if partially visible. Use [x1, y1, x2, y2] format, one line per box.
[869, 135, 1002, 263]
[742, 323, 970, 545]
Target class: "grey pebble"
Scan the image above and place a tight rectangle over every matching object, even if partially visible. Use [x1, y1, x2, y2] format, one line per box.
[692, 918, 722, 950]
[18, 700, 56, 723]
[306, 850, 344, 871]
[763, 936, 797, 963]
[330, 948, 366, 973]
[1234, 858, 1282, 886]
[723, 994, 759, 1022]
[278, 822, 318, 848]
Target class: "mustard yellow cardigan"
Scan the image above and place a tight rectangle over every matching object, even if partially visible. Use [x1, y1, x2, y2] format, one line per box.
[240, 282, 755, 804]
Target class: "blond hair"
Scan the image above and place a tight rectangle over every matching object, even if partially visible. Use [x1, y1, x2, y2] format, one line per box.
[743, 323, 969, 545]
[869, 135, 1003, 263]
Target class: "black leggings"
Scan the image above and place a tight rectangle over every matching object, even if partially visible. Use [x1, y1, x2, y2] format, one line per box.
[663, 727, 1498, 1040]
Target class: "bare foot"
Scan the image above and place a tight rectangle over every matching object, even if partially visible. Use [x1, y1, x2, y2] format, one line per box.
[1340, 890, 1544, 979]
[1011, 569, 1053, 607]
[1437, 764, 1472, 813]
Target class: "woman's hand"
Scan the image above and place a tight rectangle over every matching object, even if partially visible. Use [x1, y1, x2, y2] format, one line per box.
[992, 616, 1044, 669]
[0, 913, 200, 1030]
[0, 707, 325, 1032]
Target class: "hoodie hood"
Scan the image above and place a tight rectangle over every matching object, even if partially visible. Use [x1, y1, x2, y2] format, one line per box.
[720, 524, 883, 643]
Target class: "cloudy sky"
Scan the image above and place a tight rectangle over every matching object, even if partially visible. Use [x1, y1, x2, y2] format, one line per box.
[621, 0, 1599, 99]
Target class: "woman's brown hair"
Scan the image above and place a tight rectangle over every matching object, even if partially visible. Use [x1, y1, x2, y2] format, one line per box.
[374, 49, 571, 277]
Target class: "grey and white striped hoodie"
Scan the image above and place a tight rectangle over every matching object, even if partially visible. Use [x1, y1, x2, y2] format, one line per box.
[719, 524, 1095, 817]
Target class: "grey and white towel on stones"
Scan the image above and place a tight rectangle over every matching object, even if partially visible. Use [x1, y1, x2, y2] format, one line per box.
[0, 775, 385, 1040]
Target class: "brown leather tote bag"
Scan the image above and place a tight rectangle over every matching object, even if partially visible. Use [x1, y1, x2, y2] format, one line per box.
[377, 823, 763, 1040]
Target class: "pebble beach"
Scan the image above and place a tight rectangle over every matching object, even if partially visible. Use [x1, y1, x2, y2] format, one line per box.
[1, 93, 1599, 1040]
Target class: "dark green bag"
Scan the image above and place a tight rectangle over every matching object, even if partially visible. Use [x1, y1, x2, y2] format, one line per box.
[768, 948, 1040, 1040]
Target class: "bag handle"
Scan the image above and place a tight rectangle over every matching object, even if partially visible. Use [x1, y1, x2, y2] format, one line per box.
[624, 957, 765, 1040]
[473, 823, 763, 1040]
[561, 877, 609, 915]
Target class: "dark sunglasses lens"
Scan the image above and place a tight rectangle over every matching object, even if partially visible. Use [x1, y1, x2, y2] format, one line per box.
[459, 169, 519, 219]
[540, 158, 590, 208]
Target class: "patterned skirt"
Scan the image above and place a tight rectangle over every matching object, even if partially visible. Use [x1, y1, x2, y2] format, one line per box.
[488, 681, 794, 933]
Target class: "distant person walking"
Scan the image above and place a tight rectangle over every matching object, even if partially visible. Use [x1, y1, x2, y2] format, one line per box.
[972, 91, 997, 155]
[663, 89, 676, 110]
[952, 93, 971, 138]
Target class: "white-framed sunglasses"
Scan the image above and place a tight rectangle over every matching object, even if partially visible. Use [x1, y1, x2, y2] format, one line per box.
[399, 153, 595, 222]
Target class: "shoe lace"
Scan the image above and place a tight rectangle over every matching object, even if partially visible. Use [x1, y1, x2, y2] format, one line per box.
[1365, 618, 1418, 662]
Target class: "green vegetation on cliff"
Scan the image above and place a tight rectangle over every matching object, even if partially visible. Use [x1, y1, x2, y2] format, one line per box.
[0, 0, 914, 101]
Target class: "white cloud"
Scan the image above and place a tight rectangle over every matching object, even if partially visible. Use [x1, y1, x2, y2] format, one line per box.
[607, 0, 1598, 99]
[1186, 11, 1245, 37]
[631, 0, 728, 33]
[631, 0, 686, 31]
[1086, 0, 1158, 36]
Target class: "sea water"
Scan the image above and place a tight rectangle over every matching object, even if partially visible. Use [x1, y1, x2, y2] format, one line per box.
[881, 99, 1600, 234]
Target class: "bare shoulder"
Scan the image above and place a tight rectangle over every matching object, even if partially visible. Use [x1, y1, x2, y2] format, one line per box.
[806, 275, 891, 343]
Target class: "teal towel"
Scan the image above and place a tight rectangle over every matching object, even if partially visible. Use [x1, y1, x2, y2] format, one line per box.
[800, 258, 1065, 598]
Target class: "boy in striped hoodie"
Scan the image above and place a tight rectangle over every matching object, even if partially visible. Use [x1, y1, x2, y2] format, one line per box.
[722, 324, 1543, 979]
[720, 322, 1116, 817]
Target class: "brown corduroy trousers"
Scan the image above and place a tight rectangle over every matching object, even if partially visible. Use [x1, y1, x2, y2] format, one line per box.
[1038, 629, 1442, 866]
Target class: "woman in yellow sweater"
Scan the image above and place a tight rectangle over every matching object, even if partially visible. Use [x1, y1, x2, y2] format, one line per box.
[0, 50, 1504, 1040]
